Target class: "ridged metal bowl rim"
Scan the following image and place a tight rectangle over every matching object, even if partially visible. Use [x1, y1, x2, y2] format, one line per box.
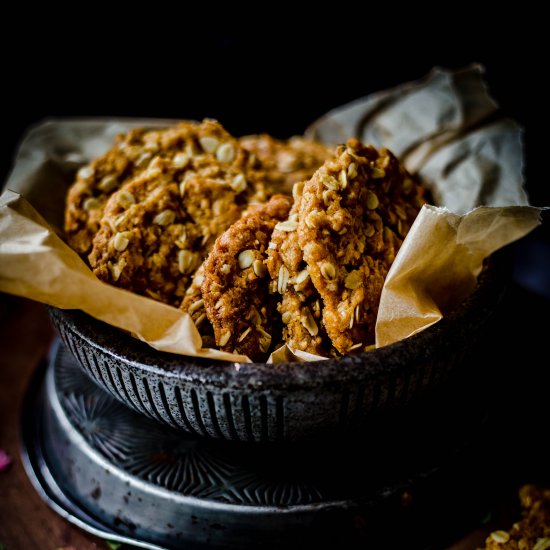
[49, 256, 505, 390]
[47, 255, 507, 442]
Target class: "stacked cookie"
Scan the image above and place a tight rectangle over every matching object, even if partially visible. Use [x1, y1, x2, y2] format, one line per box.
[64, 121, 423, 361]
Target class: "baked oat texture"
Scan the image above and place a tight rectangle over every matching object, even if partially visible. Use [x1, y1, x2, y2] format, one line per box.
[65, 119, 264, 256]
[200, 195, 292, 361]
[88, 119, 266, 307]
[179, 263, 217, 350]
[266, 182, 332, 356]
[240, 134, 332, 196]
[297, 139, 425, 354]
[88, 158, 201, 306]
[479, 485, 550, 550]
[68, 118, 426, 359]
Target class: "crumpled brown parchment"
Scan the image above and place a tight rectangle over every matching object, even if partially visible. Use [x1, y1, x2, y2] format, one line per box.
[0, 65, 542, 362]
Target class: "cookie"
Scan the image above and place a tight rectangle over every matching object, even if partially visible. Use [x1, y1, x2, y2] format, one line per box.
[180, 264, 216, 348]
[240, 134, 332, 196]
[480, 484, 550, 549]
[88, 158, 199, 306]
[65, 119, 263, 255]
[201, 195, 292, 361]
[298, 139, 425, 354]
[265, 182, 332, 356]
[88, 134, 258, 307]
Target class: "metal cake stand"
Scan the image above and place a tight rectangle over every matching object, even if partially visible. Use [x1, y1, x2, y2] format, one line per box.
[20, 341, 496, 549]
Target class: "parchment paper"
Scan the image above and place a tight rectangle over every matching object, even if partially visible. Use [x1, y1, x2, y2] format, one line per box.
[0, 65, 542, 362]
[375, 204, 541, 347]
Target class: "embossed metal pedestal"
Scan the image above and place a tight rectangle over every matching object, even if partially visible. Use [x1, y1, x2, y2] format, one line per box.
[21, 341, 496, 549]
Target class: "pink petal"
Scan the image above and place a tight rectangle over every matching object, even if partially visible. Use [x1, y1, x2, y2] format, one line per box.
[0, 448, 13, 472]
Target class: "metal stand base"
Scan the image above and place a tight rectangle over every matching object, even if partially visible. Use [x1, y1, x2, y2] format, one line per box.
[21, 341, 495, 549]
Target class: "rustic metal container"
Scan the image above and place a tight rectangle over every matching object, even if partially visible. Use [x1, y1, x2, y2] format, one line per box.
[21, 342, 495, 549]
[48, 259, 506, 442]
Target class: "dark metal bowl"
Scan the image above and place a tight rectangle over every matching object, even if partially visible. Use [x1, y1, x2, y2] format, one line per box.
[48, 258, 507, 442]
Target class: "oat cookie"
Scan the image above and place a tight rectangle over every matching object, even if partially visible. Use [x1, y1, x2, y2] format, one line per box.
[180, 264, 216, 348]
[240, 134, 332, 195]
[298, 139, 425, 354]
[201, 195, 292, 361]
[66, 119, 262, 255]
[88, 158, 201, 306]
[88, 161, 248, 307]
[266, 182, 331, 356]
[480, 484, 550, 550]
[180, 263, 206, 323]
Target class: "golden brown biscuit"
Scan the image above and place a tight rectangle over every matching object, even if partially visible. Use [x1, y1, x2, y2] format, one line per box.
[88, 158, 203, 306]
[88, 144, 257, 307]
[266, 182, 332, 356]
[479, 485, 550, 550]
[201, 195, 292, 361]
[180, 264, 216, 348]
[240, 134, 332, 196]
[65, 119, 262, 255]
[74, 117, 427, 360]
[298, 139, 425, 354]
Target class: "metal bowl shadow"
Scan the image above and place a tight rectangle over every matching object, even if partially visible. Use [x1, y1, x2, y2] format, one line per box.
[48, 258, 507, 442]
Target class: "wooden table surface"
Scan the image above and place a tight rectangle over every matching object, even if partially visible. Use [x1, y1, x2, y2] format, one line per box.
[0, 295, 101, 550]
[0, 291, 546, 550]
